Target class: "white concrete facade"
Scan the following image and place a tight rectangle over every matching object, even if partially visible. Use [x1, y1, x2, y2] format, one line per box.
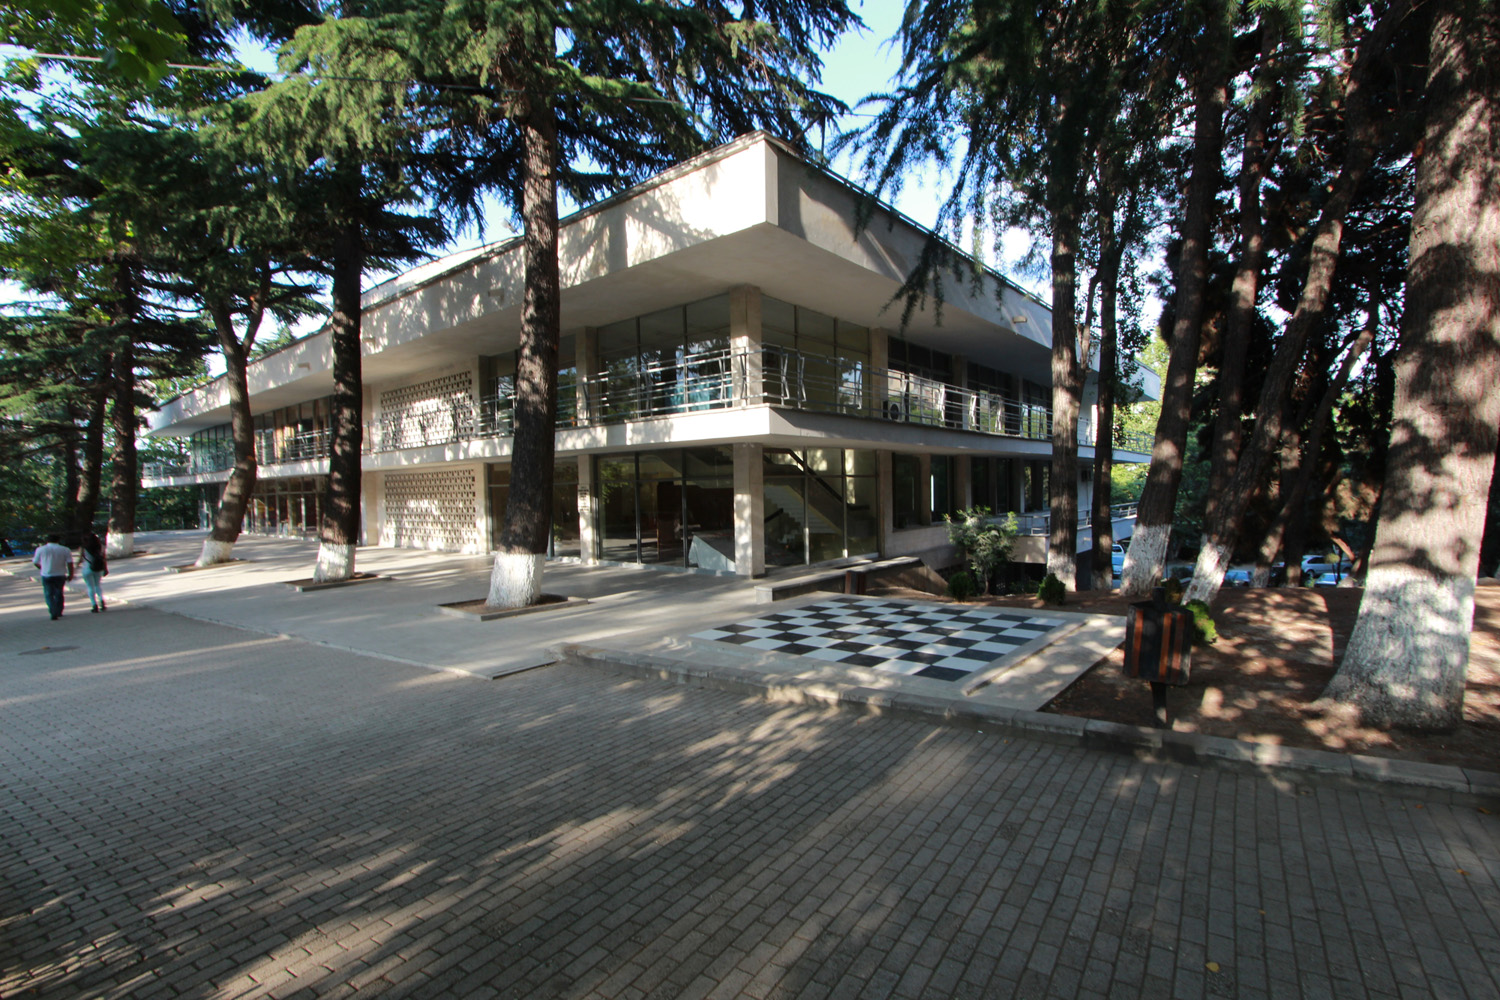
[145, 133, 1156, 576]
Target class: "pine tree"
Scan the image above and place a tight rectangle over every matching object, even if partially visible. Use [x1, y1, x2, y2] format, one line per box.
[847, 0, 1180, 592]
[1321, 0, 1500, 731]
[384, 0, 857, 606]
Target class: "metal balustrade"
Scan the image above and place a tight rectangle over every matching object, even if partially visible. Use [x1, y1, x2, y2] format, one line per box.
[161, 346, 1154, 478]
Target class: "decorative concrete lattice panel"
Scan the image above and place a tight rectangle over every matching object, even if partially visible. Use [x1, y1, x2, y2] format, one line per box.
[384, 468, 480, 552]
[379, 372, 474, 450]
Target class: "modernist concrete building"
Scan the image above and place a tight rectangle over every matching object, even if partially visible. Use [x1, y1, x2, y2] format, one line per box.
[143, 133, 1156, 577]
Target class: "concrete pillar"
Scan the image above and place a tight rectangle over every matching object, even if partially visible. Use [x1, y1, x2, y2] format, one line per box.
[917, 454, 933, 526]
[471, 461, 488, 554]
[876, 450, 894, 557]
[1009, 458, 1026, 513]
[361, 470, 381, 547]
[578, 455, 598, 563]
[733, 442, 765, 577]
[730, 286, 763, 406]
[956, 455, 972, 512]
[576, 327, 598, 424]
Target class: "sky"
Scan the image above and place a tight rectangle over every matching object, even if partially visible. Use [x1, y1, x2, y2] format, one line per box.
[0, 4, 1050, 362]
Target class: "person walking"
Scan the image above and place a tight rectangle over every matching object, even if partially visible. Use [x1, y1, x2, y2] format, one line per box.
[31, 534, 74, 620]
[79, 532, 108, 612]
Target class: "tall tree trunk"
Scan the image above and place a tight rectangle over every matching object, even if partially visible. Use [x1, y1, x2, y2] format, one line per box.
[106, 336, 137, 558]
[1185, 1, 1407, 605]
[1254, 323, 1377, 588]
[1090, 186, 1123, 591]
[1323, 0, 1500, 731]
[73, 376, 108, 537]
[61, 413, 80, 540]
[198, 301, 260, 567]
[1203, 25, 1274, 526]
[314, 220, 365, 583]
[1047, 195, 1082, 591]
[489, 101, 561, 608]
[1120, 35, 1228, 597]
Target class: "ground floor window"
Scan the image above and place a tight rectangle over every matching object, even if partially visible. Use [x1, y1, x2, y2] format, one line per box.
[762, 448, 877, 568]
[488, 461, 579, 557]
[239, 477, 325, 537]
[596, 448, 735, 568]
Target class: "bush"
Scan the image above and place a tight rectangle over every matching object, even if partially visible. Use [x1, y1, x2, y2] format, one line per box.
[1182, 598, 1218, 645]
[1037, 573, 1066, 605]
[944, 507, 1019, 596]
[946, 570, 977, 602]
[1160, 577, 1185, 606]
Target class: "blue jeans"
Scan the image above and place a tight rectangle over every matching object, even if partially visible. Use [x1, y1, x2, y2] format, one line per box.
[81, 566, 104, 608]
[41, 575, 66, 618]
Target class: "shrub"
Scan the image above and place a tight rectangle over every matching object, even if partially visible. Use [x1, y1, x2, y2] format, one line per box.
[1182, 599, 1219, 645]
[1160, 577, 1185, 606]
[944, 507, 1019, 596]
[1037, 573, 1066, 605]
[946, 570, 977, 602]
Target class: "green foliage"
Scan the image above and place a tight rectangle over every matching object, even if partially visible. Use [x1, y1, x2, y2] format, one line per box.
[944, 506, 1018, 595]
[1182, 599, 1218, 645]
[946, 570, 977, 602]
[1160, 577, 1185, 606]
[1037, 573, 1066, 605]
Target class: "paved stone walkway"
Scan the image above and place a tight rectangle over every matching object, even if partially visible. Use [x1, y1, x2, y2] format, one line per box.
[2, 578, 1498, 999]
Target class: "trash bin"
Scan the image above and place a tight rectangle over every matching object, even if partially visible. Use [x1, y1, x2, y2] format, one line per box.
[1122, 588, 1192, 728]
[1123, 588, 1192, 684]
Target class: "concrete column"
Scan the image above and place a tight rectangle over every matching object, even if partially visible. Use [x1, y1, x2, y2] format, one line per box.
[730, 286, 763, 406]
[576, 327, 599, 424]
[876, 450, 894, 557]
[471, 461, 488, 555]
[733, 442, 765, 577]
[917, 454, 933, 526]
[577, 455, 598, 563]
[361, 470, 381, 547]
[869, 327, 891, 418]
[1009, 458, 1026, 513]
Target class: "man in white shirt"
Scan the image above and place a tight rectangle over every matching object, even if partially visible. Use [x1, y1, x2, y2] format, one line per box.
[32, 534, 74, 620]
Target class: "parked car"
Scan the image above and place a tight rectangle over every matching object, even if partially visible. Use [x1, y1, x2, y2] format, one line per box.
[1224, 569, 1252, 588]
[1112, 543, 1126, 575]
[1313, 571, 1343, 587]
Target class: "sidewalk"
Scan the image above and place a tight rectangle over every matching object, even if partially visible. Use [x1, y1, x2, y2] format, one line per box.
[2, 555, 1497, 1000]
[4, 530, 1497, 804]
[0, 531, 1118, 707]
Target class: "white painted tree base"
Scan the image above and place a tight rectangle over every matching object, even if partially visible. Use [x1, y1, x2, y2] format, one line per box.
[195, 538, 236, 567]
[1046, 547, 1077, 592]
[1322, 566, 1471, 731]
[105, 532, 134, 559]
[313, 542, 355, 583]
[1119, 522, 1170, 598]
[489, 551, 544, 608]
[1185, 539, 1232, 604]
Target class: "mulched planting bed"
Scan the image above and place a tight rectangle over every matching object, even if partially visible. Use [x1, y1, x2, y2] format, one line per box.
[868, 582, 1500, 773]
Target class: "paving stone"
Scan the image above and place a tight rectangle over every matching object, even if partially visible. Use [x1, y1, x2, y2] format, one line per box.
[1, 582, 1498, 1000]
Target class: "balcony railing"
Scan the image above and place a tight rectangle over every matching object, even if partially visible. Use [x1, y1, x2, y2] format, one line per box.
[157, 346, 1155, 478]
[1014, 501, 1141, 536]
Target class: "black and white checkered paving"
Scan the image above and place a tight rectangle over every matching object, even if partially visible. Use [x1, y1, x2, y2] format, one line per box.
[691, 596, 1070, 683]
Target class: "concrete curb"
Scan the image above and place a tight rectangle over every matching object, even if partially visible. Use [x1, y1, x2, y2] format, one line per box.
[561, 642, 1500, 807]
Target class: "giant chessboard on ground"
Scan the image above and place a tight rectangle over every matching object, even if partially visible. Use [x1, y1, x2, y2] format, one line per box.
[690, 596, 1072, 683]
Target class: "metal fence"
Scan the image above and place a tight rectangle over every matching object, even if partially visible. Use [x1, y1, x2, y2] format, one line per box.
[157, 346, 1154, 477]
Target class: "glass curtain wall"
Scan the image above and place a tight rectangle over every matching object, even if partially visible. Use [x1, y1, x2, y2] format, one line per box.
[760, 298, 869, 413]
[593, 448, 735, 568]
[596, 295, 731, 421]
[762, 448, 878, 567]
[244, 476, 325, 536]
[489, 461, 581, 556]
